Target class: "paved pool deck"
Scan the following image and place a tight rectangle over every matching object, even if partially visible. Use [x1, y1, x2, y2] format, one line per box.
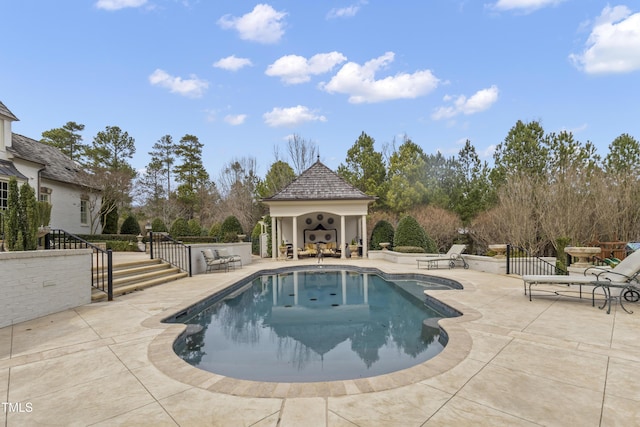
[2, 254, 640, 426]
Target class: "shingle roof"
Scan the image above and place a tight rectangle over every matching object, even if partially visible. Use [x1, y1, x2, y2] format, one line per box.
[8, 133, 85, 186]
[0, 101, 19, 121]
[263, 160, 375, 201]
[0, 159, 28, 180]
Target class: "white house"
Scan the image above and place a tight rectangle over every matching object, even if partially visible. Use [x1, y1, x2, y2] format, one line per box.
[0, 100, 101, 235]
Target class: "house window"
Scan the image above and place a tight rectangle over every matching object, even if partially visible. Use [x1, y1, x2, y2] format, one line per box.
[80, 199, 88, 225]
[0, 180, 7, 210]
[39, 186, 52, 204]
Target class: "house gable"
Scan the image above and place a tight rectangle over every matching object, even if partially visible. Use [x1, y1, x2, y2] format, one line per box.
[0, 100, 101, 234]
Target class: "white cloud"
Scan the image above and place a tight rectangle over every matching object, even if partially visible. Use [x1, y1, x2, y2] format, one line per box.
[263, 106, 327, 127]
[224, 114, 247, 125]
[320, 52, 439, 103]
[217, 4, 287, 44]
[95, 0, 147, 10]
[266, 52, 347, 84]
[327, 1, 367, 19]
[213, 55, 253, 71]
[490, 0, 565, 13]
[432, 85, 499, 120]
[569, 5, 640, 74]
[148, 69, 209, 98]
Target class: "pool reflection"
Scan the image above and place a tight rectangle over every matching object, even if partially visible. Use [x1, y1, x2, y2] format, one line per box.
[175, 271, 448, 382]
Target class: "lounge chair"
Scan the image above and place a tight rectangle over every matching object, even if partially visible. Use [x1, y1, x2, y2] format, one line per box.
[201, 249, 229, 273]
[523, 249, 640, 313]
[417, 244, 468, 270]
[216, 248, 242, 269]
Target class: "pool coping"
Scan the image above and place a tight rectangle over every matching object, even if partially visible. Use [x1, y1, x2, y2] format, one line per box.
[142, 264, 482, 398]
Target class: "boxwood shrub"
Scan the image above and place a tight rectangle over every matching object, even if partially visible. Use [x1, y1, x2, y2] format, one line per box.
[394, 215, 437, 253]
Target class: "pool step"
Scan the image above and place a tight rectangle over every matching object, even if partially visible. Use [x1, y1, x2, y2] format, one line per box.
[92, 259, 188, 301]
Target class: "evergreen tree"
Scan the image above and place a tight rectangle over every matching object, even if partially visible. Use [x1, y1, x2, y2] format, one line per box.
[174, 134, 210, 218]
[41, 121, 87, 163]
[386, 138, 429, 213]
[5, 177, 20, 250]
[149, 134, 176, 197]
[337, 131, 387, 208]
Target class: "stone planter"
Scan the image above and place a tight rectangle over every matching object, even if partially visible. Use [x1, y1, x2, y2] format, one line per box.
[564, 246, 600, 268]
[379, 242, 390, 250]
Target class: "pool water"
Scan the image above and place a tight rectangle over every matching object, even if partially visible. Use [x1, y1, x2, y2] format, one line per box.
[170, 268, 459, 382]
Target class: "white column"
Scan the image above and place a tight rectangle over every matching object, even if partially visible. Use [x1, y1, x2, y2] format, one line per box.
[271, 216, 278, 260]
[340, 215, 346, 259]
[361, 214, 368, 258]
[277, 217, 283, 259]
[292, 216, 298, 260]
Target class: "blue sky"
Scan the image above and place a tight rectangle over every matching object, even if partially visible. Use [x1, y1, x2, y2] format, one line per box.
[2, 1, 639, 177]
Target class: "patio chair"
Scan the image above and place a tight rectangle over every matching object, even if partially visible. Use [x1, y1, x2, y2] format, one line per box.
[201, 249, 229, 273]
[416, 244, 468, 270]
[216, 248, 242, 269]
[523, 248, 640, 313]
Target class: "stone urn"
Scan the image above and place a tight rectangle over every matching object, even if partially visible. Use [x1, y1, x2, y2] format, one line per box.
[237, 234, 246, 242]
[379, 242, 390, 250]
[488, 244, 507, 258]
[564, 246, 600, 268]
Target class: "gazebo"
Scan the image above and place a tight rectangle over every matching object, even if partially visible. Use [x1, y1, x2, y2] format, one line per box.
[261, 160, 376, 260]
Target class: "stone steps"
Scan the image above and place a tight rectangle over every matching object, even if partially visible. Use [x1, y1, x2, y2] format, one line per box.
[92, 258, 188, 301]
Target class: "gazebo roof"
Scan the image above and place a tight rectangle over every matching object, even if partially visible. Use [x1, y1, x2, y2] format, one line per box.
[263, 160, 375, 202]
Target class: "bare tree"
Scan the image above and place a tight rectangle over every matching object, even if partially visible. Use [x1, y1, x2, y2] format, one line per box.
[409, 205, 462, 252]
[469, 176, 543, 254]
[286, 134, 318, 174]
[217, 157, 260, 233]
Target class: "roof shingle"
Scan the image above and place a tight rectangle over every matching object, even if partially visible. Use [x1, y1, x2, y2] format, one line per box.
[8, 133, 85, 186]
[263, 160, 375, 201]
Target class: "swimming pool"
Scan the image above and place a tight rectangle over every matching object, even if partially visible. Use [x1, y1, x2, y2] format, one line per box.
[166, 266, 461, 382]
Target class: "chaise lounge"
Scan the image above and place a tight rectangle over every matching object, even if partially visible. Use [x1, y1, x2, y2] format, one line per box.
[523, 248, 640, 313]
[417, 244, 468, 270]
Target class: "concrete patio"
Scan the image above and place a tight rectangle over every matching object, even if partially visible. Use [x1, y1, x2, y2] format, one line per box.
[2, 255, 639, 426]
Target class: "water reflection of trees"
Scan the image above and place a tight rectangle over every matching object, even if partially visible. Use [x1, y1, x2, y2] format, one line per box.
[179, 272, 441, 372]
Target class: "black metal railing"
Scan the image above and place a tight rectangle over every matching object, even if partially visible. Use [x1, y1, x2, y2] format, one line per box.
[148, 231, 192, 276]
[506, 244, 566, 276]
[48, 229, 113, 301]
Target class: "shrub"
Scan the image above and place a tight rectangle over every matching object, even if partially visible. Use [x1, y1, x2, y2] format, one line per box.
[393, 246, 425, 253]
[394, 215, 437, 253]
[370, 219, 394, 250]
[187, 219, 202, 236]
[251, 222, 261, 255]
[208, 222, 221, 239]
[170, 217, 190, 237]
[120, 214, 141, 235]
[4, 178, 38, 251]
[220, 215, 243, 243]
[151, 218, 167, 232]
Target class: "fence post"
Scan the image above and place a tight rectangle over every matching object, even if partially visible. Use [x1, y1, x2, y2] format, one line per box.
[149, 231, 154, 259]
[506, 244, 511, 275]
[188, 245, 192, 277]
[107, 249, 113, 301]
